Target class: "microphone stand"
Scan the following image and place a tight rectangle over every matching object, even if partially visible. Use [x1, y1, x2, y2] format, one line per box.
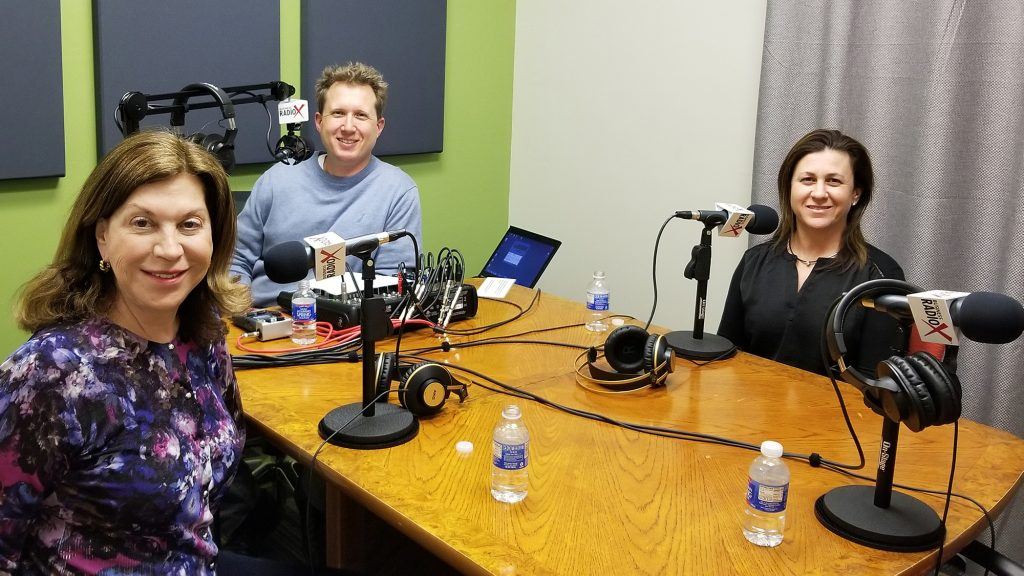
[814, 418, 944, 550]
[318, 252, 418, 449]
[664, 222, 737, 359]
[814, 344, 954, 550]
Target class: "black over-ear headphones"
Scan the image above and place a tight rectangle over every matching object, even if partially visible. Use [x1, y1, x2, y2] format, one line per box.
[574, 325, 675, 392]
[826, 278, 962, 432]
[374, 353, 468, 417]
[173, 82, 238, 172]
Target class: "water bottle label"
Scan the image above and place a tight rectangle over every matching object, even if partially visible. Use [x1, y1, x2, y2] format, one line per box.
[492, 440, 529, 470]
[746, 479, 788, 513]
[292, 302, 316, 322]
[586, 293, 609, 311]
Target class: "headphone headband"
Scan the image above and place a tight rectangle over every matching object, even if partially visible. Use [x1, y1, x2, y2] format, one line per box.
[177, 83, 236, 125]
[573, 332, 674, 393]
[827, 278, 920, 387]
[171, 83, 238, 171]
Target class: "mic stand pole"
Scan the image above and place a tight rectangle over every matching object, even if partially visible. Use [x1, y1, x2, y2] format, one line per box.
[318, 252, 419, 449]
[814, 417, 944, 550]
[664, 223, 737, 359]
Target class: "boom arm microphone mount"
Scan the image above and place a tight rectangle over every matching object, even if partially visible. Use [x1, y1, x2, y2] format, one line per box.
[116, 81, 301, 170]
[118, 81, 295, 135]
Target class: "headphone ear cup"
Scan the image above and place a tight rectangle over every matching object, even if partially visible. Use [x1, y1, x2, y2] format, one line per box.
[398, 363, 453, 417]
[642, 334, 673, 385]
[604, 325, 649, 374]
[906, 352, 962, 427]
[880, 355, 936, 432]
[375, 353, 397, 402]
[192, 132, 235, 172]
[203, 133, 235, 172]
[199, 132, 224, 153]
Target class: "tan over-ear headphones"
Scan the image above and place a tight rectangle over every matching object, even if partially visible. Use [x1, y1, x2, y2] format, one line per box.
[826, 278, 962, 432]
[374, 352, 468, 416]
[574, 325, 674, 392]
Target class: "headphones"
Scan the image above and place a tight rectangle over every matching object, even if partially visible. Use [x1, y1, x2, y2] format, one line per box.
[374, 353, 468, 417]
[574, 325, 675, 392]
[173, 82, 238, 172]
[274, 123, 314, 165]
[826, 278, 962, 432]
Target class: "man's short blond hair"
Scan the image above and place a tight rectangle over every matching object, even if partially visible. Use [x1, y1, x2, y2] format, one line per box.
[315, 62, 388, 118]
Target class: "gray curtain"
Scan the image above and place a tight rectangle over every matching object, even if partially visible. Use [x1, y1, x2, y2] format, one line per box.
[753, 0, 1024, 565]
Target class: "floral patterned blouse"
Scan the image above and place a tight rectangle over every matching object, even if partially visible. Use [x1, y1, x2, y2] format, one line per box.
[0, 317, 245, 575]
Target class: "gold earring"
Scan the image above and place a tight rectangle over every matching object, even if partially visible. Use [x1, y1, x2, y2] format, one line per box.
[99, 259, 111, 273]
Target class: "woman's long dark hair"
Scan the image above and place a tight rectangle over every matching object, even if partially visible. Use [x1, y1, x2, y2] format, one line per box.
[771, 129, 874, 269]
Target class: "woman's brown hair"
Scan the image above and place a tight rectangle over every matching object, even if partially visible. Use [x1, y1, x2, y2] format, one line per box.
[771, 129, 875, 270]
[15, 130, 250, 345]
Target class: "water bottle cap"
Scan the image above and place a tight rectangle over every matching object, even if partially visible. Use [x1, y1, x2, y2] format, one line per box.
[593, 270, 606, 278]
[501, 405, 522, 420]
[297, 279, 310, 291]
[455, 440, 474, 455]
[761, 440, 783, 458]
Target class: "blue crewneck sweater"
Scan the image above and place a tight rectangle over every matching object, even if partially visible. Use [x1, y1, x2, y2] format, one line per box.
[231, 154, 422, 307]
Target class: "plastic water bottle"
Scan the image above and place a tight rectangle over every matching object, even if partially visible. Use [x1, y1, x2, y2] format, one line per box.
[290, 280, 317, 345]
[585, 271, 609, 332]
[491, 404, 529, 503]
[743, 440, 790, 547]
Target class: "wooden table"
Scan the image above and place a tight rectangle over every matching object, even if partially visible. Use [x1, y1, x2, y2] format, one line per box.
[232, 283, 1024, 575]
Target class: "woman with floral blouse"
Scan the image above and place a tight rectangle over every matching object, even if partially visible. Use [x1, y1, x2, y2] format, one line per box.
[0, 131, 250, 574]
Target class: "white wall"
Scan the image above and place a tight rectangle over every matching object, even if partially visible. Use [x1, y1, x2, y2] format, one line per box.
[511, 1, 768, 334]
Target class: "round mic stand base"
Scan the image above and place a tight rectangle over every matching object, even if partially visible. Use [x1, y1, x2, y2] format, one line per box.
[664, 330, 737, 360]
[318, 402, 419, 450]
[814, 485, 944, 552]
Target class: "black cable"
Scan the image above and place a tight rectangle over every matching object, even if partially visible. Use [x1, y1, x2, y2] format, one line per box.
[683, 345, 740, 367]
[815, 298, 868, 471]
[436, 290, 543, 336]
[400, 354, 780, 453]
[429, 353, 996, 569]
[113, 104, 123, 135]
[304, 387, 392, 575]
[229, 89, 278, 158]
[644, 214, 676, 332]
[231, 339, 362, 369]
[432, 338, 589, 352]
[392, 234, 423, 356]
[932, 420, 959, 576]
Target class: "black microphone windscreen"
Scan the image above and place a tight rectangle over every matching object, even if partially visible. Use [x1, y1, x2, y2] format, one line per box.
[264, 241, 313, 284]
[957, 292, 1024, 344]
[745, 204, 779, 235]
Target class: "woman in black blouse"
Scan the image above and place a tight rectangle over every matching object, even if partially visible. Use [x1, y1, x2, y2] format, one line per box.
[718, 129, 904, 375]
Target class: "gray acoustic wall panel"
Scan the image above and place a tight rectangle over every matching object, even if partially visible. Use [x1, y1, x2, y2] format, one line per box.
[0, 1, 65, 180]
[94, 0, 280, 166]
[301, 0, 446, 156]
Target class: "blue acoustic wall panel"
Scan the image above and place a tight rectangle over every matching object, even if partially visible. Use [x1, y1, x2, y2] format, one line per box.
[0, 1, 65, 180]
[301, 0, 446, 156]
[94, 0, 280, 166]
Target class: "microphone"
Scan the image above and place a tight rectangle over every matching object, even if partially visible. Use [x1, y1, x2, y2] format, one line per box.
[862, 291, 1024, 345]
[264, 230, 410, 284]
[275, 99, 313, 164]
[274, 132, 314, 164]
[675, 203, 779, 236]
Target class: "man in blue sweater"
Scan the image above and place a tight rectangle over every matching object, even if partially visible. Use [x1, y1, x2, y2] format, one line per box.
[232, 62, 422, 307]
